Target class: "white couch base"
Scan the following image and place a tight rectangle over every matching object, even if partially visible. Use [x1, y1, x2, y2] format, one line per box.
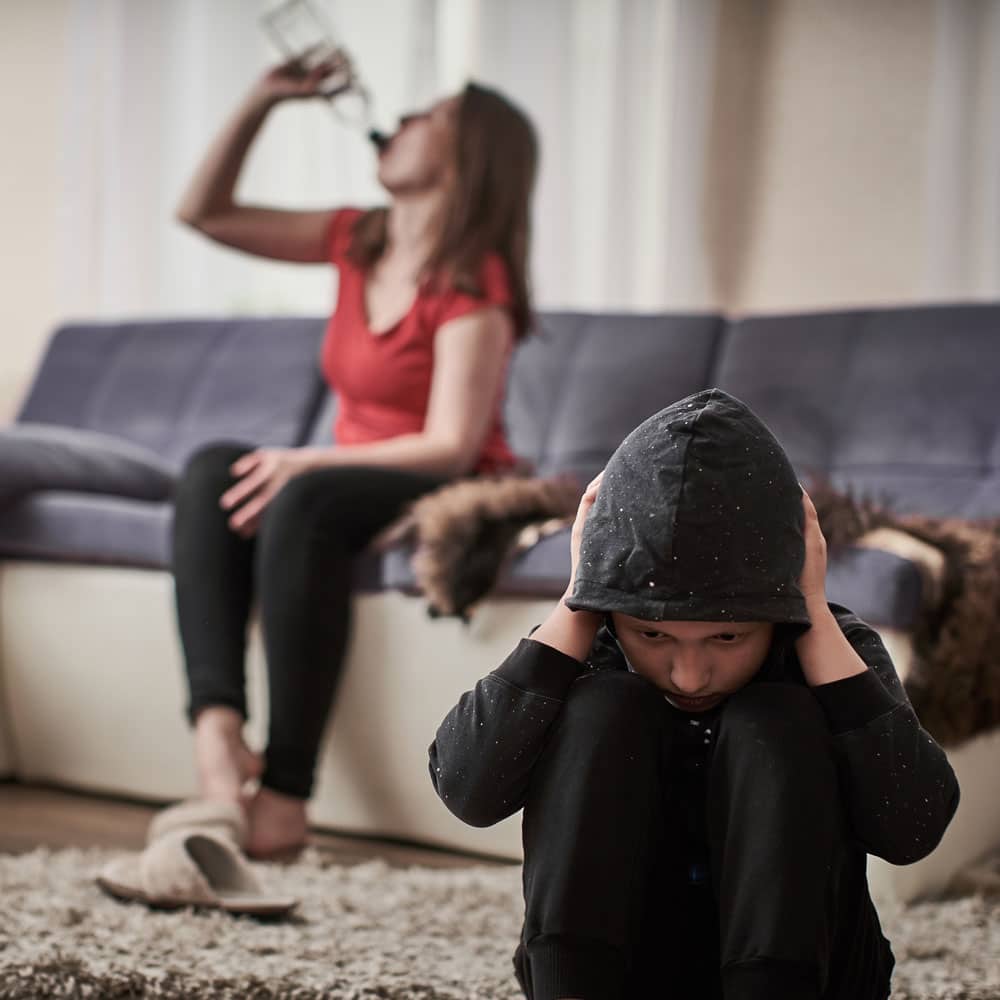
[1, 562, 996, 900]
[0, 561, 535, 857]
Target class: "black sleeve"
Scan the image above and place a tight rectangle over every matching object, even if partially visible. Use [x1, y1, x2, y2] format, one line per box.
[428, 637, 583, 828]
[811, 608, 961, 865]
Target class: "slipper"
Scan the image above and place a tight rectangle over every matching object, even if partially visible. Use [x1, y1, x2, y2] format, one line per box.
[147, 798, 248, 849]
[96, 829, 298, 918]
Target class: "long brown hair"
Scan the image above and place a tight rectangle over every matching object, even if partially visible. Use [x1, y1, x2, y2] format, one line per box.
[348, 82, 538, 339]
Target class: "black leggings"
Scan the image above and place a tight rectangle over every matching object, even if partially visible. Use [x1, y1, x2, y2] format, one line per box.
[171, 442, 444, 798]
[514, 671, 892, 1000]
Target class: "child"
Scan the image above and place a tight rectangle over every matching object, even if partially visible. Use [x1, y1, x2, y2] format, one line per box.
[429, 388, 959, 1000]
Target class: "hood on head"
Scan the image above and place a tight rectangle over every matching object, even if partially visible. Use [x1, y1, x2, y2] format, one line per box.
[565, 388, 809, 626]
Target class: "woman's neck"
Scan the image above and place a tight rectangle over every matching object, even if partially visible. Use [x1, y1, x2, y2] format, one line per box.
[385, 190, 447, 263]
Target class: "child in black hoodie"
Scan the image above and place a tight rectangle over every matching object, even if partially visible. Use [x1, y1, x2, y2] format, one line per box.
[429, 388, 959, 1000]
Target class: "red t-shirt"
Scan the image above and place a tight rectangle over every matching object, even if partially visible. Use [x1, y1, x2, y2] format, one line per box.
[320, 208, 516, 474]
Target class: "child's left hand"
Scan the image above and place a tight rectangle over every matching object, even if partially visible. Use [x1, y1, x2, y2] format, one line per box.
[799, 489, 828, 607]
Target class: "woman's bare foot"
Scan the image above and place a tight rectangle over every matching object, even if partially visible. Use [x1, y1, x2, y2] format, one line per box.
[245, 786, 309, 859]
[193, 706, 263, 805]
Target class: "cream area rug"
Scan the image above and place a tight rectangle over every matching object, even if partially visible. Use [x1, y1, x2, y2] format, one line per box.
[0, 847, 997, 999]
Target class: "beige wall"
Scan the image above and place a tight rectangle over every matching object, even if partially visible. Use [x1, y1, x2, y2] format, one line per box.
[705, 0, 940, 313]
[0, 0, 71, 421]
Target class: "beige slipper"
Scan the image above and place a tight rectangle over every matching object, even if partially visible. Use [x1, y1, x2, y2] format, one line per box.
[147, 798, 248, 849]
[96, 829, 297, 918]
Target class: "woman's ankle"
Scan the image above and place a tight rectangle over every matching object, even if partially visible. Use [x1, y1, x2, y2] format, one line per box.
[193, 708, 262, 803]
[194, 705, 245, 738]
[246, 785, 309, 857]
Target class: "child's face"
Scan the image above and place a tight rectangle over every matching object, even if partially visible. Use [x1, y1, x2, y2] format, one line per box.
[610, 614, 774, 713]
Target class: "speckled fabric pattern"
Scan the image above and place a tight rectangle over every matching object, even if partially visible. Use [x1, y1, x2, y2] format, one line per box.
[0, 846, 997, 999]
[567, 388, 811, 625]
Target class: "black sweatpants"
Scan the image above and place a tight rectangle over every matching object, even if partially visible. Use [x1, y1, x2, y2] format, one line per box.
[172, 442, 444, 799]
[514, 670, 892, 1000]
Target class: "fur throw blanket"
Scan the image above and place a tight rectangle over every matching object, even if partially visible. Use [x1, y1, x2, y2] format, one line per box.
[377, 475, 580, 621]
[810, 485, 1000, 746]
[382, 475, 1000, 746]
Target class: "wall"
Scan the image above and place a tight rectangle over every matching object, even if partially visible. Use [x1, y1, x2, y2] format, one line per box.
[704, 0, 1000, 313]
[708, 0, 926, 312]
[1, 0, 997, 420]
[1, 0, 72, 420]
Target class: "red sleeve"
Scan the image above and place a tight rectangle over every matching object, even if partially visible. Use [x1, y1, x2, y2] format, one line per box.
[435, 253, 513, 327]
[326, 208, 365, 266]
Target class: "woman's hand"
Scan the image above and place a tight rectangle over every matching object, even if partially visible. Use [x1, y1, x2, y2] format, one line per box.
[567, 471, 603, 598]
[250, 52, 352, 107]
[220, 448, 314, 537]
[798, 488, 829, 610]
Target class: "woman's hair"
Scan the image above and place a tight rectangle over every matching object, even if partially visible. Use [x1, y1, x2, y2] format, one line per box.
[348, 82, 539, 339]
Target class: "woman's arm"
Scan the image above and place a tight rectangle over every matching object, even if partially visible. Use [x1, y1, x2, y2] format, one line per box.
[176, 61, 342, 262]
[307, 306, 516, 474]
[221, 306, 515, 534]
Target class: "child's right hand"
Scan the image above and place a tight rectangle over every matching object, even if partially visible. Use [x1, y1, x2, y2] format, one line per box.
[567, 471, 603, 596]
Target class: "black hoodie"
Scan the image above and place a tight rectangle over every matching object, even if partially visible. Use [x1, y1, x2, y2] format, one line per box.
[566, 388, 811, 625]
[429, 388, 959, 968]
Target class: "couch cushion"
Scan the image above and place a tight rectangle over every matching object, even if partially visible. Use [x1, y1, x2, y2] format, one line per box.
[0, 493, 174, 568]
[0, 490, 400, 584]
[504, 312, 725, 485]
[715, 304, 1000, 519]
[17, 318, 329, 468]
[0, 424, 174, 506]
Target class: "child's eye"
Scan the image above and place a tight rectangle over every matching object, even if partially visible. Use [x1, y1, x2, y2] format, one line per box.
[714, 633, 742, 643]
[639, 630, 668, 641]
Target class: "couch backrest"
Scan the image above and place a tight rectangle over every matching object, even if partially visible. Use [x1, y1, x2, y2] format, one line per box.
[715, 304, 1000, 518]
[504, 312, 725, 485]
[18, 319, 328, 468]
[19, 306, 999, 520]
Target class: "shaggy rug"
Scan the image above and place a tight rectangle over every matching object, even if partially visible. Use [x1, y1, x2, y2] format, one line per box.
[0, 847, 998, 999]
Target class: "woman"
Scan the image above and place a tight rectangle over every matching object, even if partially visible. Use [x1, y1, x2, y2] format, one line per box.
[171, 57, 538, 858]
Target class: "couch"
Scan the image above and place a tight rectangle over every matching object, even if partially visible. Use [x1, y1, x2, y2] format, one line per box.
[1, 304, 998, 904]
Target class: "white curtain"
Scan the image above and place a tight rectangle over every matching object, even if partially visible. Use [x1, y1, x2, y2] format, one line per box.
[58, 0, 718, 318]
[923, 0, 1000, 298]
[469, 0, 720, 311]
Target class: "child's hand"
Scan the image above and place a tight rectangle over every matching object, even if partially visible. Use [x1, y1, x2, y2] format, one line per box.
[568, 471, 603, 595]
[799, 489, 828, 608]
[531, 471, 603, 658]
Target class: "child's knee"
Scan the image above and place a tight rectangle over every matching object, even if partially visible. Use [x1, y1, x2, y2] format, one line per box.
[718, 683, 834, 783]
[724, 683, 826, 736]
[560, 670, 668, 747]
